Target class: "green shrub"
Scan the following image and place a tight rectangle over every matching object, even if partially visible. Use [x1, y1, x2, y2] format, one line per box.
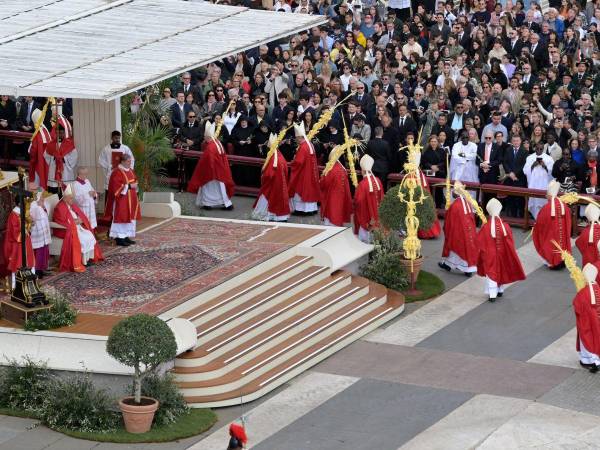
[24, 292, 77, 332]
[142, 374, 189, 426]
[0, 357, 51, 413]
[40, 373, 119, 433]
[379, 184, 436, 232]
[359, 231, 409, 291]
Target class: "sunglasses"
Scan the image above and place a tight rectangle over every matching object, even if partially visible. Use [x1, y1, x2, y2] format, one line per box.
[188, 115, 196, 118]
[216, 89, 223, 92]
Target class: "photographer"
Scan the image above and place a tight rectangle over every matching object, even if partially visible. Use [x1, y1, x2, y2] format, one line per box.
[524, 143, 555, 219]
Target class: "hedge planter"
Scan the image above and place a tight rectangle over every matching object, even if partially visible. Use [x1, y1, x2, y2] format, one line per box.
[119, 396, 159, 434]
[399, 256, 423, 295]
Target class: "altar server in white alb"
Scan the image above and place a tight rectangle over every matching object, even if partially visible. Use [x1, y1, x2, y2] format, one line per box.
[73, 166, 98, 230]
[28, 184, 51, 278]
[450, 131, 478, 184]
[98, 130, 134, 200]
[523, 143, 554, 219]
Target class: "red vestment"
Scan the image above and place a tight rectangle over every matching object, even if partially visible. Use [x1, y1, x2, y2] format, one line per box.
[105, 167, 142, 224]
[254, 150, 290, 217]
[477, 217, 526, 285]
[319, 162, 353, 226]
[3, 211, 34, 272]
[353, 174, 384, 234]
[52, 200, 103, 273]
[576, 223, 600, 267]
[533, 197, 572, 267]
[573, 283, 600, 356]
[442, 197, 479, 266]
[288, 140, 320, 202]
[28, 126, 52, 189]
[187, 139, 235, 198]
[415, 170, 441, 239]
[46, 130, 75, 184]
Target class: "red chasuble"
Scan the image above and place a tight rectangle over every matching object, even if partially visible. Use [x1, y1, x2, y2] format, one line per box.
[52, 200, 103, 273]
[288, 140, 320, 202]
[353, 174, 384, 234]
[533, 197, 572, 267]
[3, 211, 34, 272]
[477, 217, 526, 285]
[254, 150, 290, 217]
[187, 139, 235, 198]
[442, 197, 479, 266]
[319, 162, 353, 226]
[46, 129, 76, 184]
[415, 170, 441, 239]
[28, 127, 52, 189]
[573, 283, 600, 356]
[105, 167, 142, 224]
[576, 223, 600, 267]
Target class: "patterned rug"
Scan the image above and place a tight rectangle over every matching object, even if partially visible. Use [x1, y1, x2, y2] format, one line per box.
[44, 219, 287, 316]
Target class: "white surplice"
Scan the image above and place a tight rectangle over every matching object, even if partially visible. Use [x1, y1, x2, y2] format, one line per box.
[450, 141, 479, 183]
[29, 200, 51, 250]
[44, 148, 78, 187]
[73, 178, 98, 229]
[523, 153, 554, 219]
[98, 144, 134, 190]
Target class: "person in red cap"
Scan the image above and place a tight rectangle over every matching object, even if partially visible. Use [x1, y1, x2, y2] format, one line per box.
[228, 423, 247, 449]
[477, 198, 526, 302]
[320, 148, 353, 226]
[354, 154, 384, 243]
[288, 122, 320, 216]
[188, 121, 235, 210]
[45, 116, 77, 194]
[532, 180, 571, 270]
[253, 133, 290, 222]
[438, 181, 479, 277]
[576, 204, 600, 267]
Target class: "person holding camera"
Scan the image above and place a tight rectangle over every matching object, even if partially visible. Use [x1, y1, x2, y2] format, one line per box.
[523, 143, 555, 219]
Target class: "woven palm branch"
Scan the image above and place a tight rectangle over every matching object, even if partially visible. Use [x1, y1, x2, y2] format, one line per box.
[215, 100, 235, 139]
[263, 125, 292, 171]
[454, 182, 487, 223]
[552, 240, 586, 290]
[30, 97, 54, 141]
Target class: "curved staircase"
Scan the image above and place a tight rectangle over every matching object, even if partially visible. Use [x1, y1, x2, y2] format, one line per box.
[173, 255, 404, 408]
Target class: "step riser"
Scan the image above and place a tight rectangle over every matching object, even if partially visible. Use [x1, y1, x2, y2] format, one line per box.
[194, 269, 330, 339]
[175, 277, 353, 368]
[188, 259, 316, 324]
[173, 287, 371, 380]
[176, 295, 387, 393]
[185, 302, 405, 408]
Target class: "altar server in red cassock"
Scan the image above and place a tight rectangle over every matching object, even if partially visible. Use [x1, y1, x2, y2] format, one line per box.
[354, 154, 384, 243]
[45, 117, 77, 191]
[573, 263, 600, 372]
[28, 108, 52, 189]
[288, 122, 320, 215]
[3, 202, 35, 288]
[106, 154, 141, 246]
[576, 204, 600, 267]
[319, 148, 353, 226]
[439, 181, 479, 276]
[187, 121, 235, 210]
[53, 183, 103, 272]
[253, 133, 290, 222]
[533, 180, 571, 270]
[477, 198, 526, 302]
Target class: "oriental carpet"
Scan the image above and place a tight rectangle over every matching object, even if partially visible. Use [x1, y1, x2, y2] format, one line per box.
[43, 219, 289, 315]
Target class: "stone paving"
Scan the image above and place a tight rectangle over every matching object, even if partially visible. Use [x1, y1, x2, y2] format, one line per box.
[2, 194, 600, 449]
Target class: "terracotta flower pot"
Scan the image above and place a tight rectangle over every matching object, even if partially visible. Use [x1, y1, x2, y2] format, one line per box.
[119, 396, 159, 434]
[399, 256, 423, 294]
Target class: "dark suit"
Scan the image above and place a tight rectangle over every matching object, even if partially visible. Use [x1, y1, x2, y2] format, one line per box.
[396, 115, 417, 145]
[179, 121, 203, 147]
[352, 93, 372, 112]
[170, 102, 193, 129]
[429, 24, 451, 44]
[520, 74, 538, 94]
[528, 43, 547, 69]
[477, 142, 501, 184]
[15, 100, 38, 130]
[505, 39, 523, 58]
[502, 146, 528, 216]
[367, 137, 394, 187]
[382, 125, 402, 172]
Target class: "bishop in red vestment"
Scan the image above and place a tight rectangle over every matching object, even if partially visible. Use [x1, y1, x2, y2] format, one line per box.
[45, 117, 77, 190]
[573, 263, 600, 372]
[439, 181, 479, 276]
[105, 154, 141, 246]
[576, 204, 600, 267]
[319, 149, 353, 226]
[288, 122, 320, 215]
[187, 121, 235, 210]
[253, 133, 290, 222]
[533, 181, 571, 269]
[354, 155, 384, 243]
[477, 198, 526, 301]
[28, 108, 52, 189]
[53, 184, 103, 272]
[3, 205, 35, 288]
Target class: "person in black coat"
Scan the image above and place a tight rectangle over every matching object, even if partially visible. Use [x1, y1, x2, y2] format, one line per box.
[366, 126, 394, 188]
[178, 112, 203, 149]
[396, 103, 418, 145]
[0, 95, 17, 130]
[170, 92, 193, 130]
[477, 132, 502, 184]
[421, 134, 449, 208]
[502, 134, 529, 217]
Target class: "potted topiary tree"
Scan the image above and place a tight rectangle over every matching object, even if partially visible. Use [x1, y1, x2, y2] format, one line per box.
[106, 314, 177, 434]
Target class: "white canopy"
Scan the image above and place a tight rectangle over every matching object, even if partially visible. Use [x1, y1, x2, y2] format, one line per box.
[0, 0, 325, 100]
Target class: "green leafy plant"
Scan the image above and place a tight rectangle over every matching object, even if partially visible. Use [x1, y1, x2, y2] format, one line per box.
[141, 373, 189, 426]
[378, 184, 436, 232]
[359, 230, 408, 291]
[40, 373, 119, 433]
[0, 357, 51, 414]
[106, 314, 177, 404]
[23, 292, 77, 332]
